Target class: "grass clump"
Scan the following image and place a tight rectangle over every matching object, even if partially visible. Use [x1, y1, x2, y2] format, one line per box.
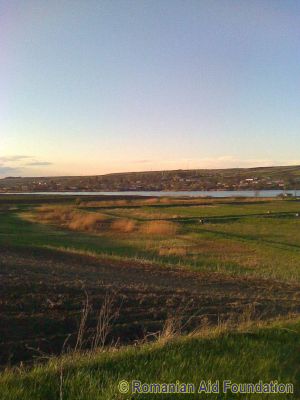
[37, 205, 76, 223]
[36, 205, 110, 232]
[67, 213, 108, 232]
[110, 219, 137, 233]
[140, 220, 179, 235]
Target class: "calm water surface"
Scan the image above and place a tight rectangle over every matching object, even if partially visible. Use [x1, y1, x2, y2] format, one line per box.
[2, 190, 300, 198]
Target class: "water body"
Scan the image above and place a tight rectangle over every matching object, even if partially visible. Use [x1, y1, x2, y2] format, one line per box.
[2, 190, 300, 197]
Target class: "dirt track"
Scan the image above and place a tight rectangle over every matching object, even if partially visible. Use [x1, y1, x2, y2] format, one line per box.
[1, 246, 300, 365]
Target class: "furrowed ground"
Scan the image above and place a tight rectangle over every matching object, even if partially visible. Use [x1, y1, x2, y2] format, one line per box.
[0, 195, 300, 398]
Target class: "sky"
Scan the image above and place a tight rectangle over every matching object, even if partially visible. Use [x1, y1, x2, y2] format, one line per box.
[1, 0, 300, 177]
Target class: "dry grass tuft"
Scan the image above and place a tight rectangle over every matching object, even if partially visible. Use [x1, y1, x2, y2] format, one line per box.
[67, 213, 108, 232]
[37, 205, 76, 223]
[140, 220, 179, 235]
[36, 206, 108, 232]
[110, 219, 136, 233]
[35, 206, 140, 234]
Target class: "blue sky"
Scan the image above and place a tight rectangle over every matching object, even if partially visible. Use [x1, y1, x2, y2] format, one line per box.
[1, 0, 300, 177]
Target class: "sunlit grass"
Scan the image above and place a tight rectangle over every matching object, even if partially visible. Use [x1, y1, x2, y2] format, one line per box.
[2, 198, 300, 282]
[1, 317, 299, 399]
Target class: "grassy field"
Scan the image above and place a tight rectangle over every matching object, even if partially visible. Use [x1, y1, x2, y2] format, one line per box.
[9, 196, 300, 281]
[1, 318, 299, 399]
[0, 195, 300, 398]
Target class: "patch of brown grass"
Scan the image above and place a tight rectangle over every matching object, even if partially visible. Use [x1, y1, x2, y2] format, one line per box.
[67, 213, 108, 232]
[110, 219, 136, 233]
[36, 206, 109, 232]
[35, 205, 141, 234]
[140, 220, 179, 235]
[37, 205, 76, 223]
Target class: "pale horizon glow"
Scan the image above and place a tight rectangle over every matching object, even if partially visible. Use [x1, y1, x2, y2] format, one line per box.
[1, 0, 300, 177]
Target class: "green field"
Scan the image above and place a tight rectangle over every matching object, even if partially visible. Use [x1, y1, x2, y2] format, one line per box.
[0, 195, 300, 399]
[2, 196, 300, 281]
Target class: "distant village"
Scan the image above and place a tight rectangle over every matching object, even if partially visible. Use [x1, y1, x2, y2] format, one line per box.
[1, 167, 299, 193]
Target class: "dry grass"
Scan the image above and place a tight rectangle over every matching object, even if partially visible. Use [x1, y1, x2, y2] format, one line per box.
[36, 206, 109, 232]
[110, 219, 136, 233]
[37, 205, 76, 223]
[36, 206, 139, 234]
[140, 220, 179, 235]
[67, 213, 108, 232]
[36, 206, 180, 236]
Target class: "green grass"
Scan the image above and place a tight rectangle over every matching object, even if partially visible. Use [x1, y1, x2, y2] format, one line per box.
[1, 318, 299, 399]
[105, 200, 300, 220]
[1, 196, 300, 398]
[0, 211, 136, 258]
[1, 196, 300, 281]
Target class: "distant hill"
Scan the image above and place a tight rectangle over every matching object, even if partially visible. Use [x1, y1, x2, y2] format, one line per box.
[1, 165, 300, 192]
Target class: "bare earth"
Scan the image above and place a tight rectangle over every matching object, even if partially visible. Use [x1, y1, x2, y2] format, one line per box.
[1, 246, 300, 365]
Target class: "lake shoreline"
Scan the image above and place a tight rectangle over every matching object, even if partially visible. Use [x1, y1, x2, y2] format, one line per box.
[1, 189, 300, 198]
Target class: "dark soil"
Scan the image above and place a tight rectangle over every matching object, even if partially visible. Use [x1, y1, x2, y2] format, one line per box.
[1, 246, 299, 366]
